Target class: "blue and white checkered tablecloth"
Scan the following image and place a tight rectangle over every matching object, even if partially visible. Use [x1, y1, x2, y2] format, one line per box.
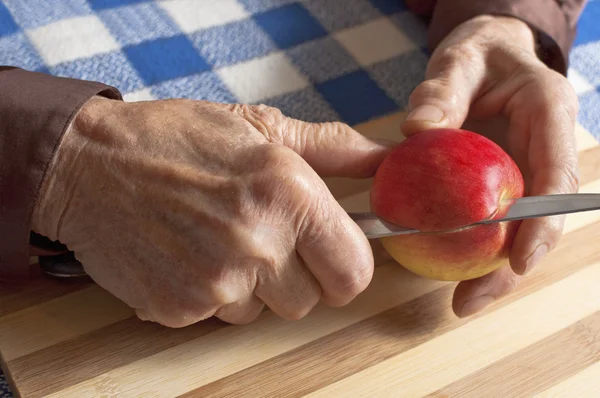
[1, 0, 599, 395]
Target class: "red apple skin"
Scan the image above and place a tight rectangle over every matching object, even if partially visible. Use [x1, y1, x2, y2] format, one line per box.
[370, 128, 525, 281]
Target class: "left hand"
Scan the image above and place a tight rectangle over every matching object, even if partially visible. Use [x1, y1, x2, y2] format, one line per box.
[401, 15, 580, 317]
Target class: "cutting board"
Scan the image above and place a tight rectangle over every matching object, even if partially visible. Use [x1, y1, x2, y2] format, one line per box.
[2, 112, 600, 398]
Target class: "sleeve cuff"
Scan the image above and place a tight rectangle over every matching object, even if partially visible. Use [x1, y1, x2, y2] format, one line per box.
[0, 68, 122, 282]
[428, 0, 577, 75]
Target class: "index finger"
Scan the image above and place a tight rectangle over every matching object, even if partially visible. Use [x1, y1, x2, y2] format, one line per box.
[507, 71, 580, 275]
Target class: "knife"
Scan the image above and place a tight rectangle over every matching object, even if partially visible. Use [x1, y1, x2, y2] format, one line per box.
[38, 193, 600, 279]
[349, 193, 600, 239]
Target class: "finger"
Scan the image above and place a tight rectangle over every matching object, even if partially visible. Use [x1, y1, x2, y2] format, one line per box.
[452, 265, 521, 317]
[506, 74, 579, 275]
[296, 180, 375, 307]
[254, 252, 322, 321]
[228, 103, 395, 178]
[139, 302, 217, 328]
[214, 295, 265, 325]
[401, 44, 487, 136]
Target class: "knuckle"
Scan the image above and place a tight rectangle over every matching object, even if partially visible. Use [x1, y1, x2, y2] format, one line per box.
[409, 79, 449, 106]
[252, 145, 311, 208]
[277, 293, 320, 321]
[328, 261, 373, 304]
[537, 72, 580, 119]
[231, 103, 285, 143]
[552, 163, 580, 194]
[435, 43, 479, 67]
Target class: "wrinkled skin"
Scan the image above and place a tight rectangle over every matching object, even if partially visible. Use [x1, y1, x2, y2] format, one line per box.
[402, 15, 580, 316]
[32, 98, 392, 327]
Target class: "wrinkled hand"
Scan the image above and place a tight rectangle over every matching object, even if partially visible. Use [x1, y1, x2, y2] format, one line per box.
[32, 97, 391, 327]
[402, 15, 580, 317]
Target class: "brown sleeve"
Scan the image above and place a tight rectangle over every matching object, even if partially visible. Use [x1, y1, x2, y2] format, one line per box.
[407, 0, 588, 75]
[0, 67, 122, 282]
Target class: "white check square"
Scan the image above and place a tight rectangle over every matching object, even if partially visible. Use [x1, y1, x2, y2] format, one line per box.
[217, 52, 309, 103]
[568, 68, 596, 95]
[123, 88, 155, 102]
[27, 15, 119, 66]
[334, 17, 415, 67]
[159, 0, 249, 33]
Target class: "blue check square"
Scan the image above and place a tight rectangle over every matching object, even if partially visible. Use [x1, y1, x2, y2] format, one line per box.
[261, 87, 341, 123]
[253, 3, 327, 49]
[369, 0, 406, 15]
[124, 35, 210, 85]
[569, 41, 600, 87]
[0, 32, 45, 72]
[151, 71, 237, 103]
[98, 1, 179, 46]
[315, 70, 398, 125]
[287, 37, 359, 83]
[88, 0, 150, 10]
[2, 0, 92, 29]
[368, 50, 427, 108]
[238, 0, 298, 13]
[573, 0, 600, 46]
[302, 0, 381, 32]
[0, 2, 18, 36]
[191, 19, 276, 68]
[51, 51, 145, 94]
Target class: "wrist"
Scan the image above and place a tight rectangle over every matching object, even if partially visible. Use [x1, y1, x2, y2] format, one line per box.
[31, 96, 111, 241]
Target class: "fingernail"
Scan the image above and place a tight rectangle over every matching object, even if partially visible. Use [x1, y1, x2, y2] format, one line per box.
[523, 244, 548, 275]
[405, 105, 444, 123]
[460, 295, 495, 317]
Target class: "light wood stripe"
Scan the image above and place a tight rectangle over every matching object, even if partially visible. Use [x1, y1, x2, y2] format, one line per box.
[197, 262, 600, 398]
[0, 286, 133, 361]
[0, 119, 597, 396]
[535, 360, 600, 397]
[40, 264, 444, 398]
[563, 178, 600, 233]
[575, 123, 599, 151]
[185, 218, 600, 397]
[7, 317, 225, 398]
[424, 311, 600, 398]
[11, 153, 600, 398]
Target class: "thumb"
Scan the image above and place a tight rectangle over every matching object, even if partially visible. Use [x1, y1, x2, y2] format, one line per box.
[233, 104, 395, 178]
[401, 53, 485, 136]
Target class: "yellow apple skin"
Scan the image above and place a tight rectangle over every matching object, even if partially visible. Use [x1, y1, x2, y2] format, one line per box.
[379, 220, 520, 281]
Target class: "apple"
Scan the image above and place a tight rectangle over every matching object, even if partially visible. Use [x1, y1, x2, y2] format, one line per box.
[370, 128, 525, 281]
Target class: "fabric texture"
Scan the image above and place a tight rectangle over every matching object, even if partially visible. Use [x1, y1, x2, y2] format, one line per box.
[0, 0, 598, 394]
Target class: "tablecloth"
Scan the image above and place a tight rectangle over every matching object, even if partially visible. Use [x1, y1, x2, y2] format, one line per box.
[1, 0, 599, 395]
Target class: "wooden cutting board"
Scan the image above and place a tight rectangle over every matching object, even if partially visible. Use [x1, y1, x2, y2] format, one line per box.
[2, 112, 600, 398]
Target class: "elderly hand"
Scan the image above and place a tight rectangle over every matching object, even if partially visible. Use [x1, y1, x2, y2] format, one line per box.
[31, 97, 391, 327]
[401, 15, 580, 317]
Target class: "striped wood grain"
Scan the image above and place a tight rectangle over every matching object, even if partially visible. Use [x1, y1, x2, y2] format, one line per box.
[1, 113, 599, 397]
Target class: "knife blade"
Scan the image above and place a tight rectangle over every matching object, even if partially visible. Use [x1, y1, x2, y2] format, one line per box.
[349, 193, 600, 239]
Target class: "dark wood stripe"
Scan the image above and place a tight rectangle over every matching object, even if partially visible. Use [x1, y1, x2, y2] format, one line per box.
[0, 264, 89, 317]
[180, 220, 600, 398]
[4, 145, 600, 397]
[8, 316, 227, 398]
[428, 311, 600, 398]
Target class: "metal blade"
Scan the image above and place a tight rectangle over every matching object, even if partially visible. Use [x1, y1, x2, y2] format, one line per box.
[477, 193, 600, 224]
[348, 193, 600, 239]
[347, 212, 420, 238]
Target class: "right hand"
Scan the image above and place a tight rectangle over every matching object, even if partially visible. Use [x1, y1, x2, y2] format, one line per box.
[32, 97, 391, 327]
